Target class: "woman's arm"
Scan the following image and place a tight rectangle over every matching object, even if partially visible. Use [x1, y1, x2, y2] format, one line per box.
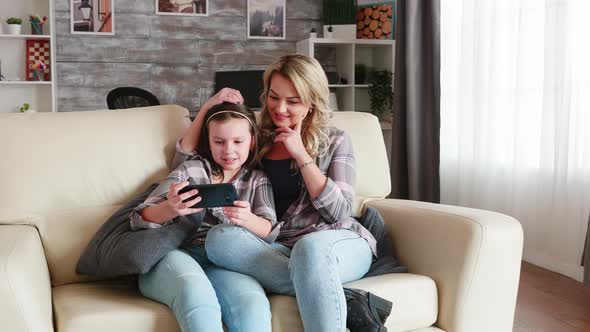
[273, 121, 328, 198]
[179, 88, 244, 154]
[308, 132, 356, 223]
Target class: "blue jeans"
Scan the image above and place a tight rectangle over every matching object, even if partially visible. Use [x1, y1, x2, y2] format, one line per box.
[138, 246, 271, 332]
[205, 225, 373, 332]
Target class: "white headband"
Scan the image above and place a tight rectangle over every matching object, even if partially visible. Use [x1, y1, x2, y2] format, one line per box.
[205, 110, 254, 128]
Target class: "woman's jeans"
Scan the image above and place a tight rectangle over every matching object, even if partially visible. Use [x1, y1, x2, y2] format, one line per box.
[138, 246, 271, 332]
[205, 225, 373, 332]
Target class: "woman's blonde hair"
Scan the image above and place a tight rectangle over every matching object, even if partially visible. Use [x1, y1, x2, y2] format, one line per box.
[257, 54, 331, 162]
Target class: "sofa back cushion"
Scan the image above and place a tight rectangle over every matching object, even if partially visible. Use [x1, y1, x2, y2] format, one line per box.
[0, 105, 190, 285]
[0, 107, 390, 286]
[328, 112, 391, 213]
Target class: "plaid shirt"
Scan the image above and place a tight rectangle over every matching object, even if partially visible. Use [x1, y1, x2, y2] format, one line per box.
[269, 127, 377, 255]
[173, 128, 377, 255]
[130, 141, 277, 247]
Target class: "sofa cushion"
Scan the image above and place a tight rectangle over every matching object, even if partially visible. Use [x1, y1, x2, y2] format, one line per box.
[52, 273, 437, 332]
[53, 281, 180, 332]
[270, 273, 438, 332]
[328, 112, 391, 216]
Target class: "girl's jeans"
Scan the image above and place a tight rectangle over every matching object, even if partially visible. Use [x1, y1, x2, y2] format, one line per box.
[205, 225, 373, 332]
[138, 246, 271, 332]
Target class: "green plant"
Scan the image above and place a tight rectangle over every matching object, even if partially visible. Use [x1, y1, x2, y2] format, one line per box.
[6, 17, 23, 25]
[368, 70, 394, 120]
[19, 103, 30, 113]
[327, 26, 334, 32]
[323, 0, 356, 25]
[355, 63, 368, 84]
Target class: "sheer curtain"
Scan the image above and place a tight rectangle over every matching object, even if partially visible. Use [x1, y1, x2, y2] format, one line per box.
[441, 0, 590, 282]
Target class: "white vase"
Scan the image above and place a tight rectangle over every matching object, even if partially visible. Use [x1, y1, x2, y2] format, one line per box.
[309, 32, 317, 39]
[7, 24, 22, 35]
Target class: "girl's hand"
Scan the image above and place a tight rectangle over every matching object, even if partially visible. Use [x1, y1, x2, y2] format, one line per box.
[223, 200, 256, 226]
[165, 181, 203, 216]
[201, 88, 244, 112]
[273, 120, 307, 160]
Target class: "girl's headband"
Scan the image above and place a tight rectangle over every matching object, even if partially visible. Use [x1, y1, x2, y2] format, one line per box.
[205, 110, 254, 128]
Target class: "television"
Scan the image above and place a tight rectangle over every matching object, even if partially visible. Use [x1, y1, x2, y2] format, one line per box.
[214, 70, 265, 110]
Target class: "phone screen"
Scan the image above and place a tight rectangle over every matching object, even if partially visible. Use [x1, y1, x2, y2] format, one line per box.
[178, 183, 238, 209]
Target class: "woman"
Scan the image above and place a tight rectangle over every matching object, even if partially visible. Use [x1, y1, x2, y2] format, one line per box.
[199, 54, 380, 331]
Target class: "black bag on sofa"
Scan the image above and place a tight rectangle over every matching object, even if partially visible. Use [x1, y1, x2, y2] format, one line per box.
[76, 184, 202, 278]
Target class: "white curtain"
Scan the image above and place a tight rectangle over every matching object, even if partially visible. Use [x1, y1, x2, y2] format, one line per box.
[441, 0, 590, 281]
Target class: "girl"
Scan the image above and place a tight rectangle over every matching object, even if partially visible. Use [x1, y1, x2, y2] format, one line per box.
[130, 102, 276, 332]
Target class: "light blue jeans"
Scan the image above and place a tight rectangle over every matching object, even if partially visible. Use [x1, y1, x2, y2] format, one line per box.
[205, 225, 373, 332]
[138, 246, 271, 332]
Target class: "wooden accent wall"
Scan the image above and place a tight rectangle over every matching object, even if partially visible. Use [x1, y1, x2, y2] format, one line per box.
[53, 0, 322, 113]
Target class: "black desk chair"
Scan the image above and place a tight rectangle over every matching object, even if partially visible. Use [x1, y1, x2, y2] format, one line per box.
[106, 87, 160, 110]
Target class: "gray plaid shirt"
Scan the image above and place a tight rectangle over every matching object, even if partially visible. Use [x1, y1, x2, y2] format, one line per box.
[130, 142, 277, 246]
[270, 127, 377, 255]
[172, 128, 377, 255]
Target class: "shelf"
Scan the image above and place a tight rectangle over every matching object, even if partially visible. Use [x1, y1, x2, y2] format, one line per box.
[0, 81, 52, 85]
[328, 84, 371, 88]
[303, 37, 395, 46]
[297, 37, 394, 115]
[0, 34, 51, 39]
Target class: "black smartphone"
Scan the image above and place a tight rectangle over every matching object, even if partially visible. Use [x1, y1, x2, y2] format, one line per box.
[178, 183, 238, 209]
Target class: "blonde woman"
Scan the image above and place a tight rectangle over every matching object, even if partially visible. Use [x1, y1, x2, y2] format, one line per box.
[202, 54, 382, 331]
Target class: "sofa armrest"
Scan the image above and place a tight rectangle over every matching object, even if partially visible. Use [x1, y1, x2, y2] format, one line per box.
[0, 224, 53, 332]
[366, 199, 523, 332]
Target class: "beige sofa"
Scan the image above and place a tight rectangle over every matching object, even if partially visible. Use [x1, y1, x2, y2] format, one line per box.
[0, 105, 523, 332]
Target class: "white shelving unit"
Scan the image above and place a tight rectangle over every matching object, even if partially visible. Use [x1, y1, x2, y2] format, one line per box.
[296, 37, 395, 114]
[0, 0, 56, 113]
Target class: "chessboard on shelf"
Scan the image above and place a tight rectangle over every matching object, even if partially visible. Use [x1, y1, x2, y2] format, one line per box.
[25, 38, 51, 81]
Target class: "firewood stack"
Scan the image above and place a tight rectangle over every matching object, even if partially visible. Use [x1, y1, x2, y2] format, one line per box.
[356, 4, 393, 39]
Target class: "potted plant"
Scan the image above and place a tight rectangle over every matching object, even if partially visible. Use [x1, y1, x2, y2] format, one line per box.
[309, 28, 317, 39]
[368, 70, 394, 121]
[18, 103, 36, 113]
[325, 26, 334, 38]
[6, 17, 23, 35]
[355, 63, 369, 84]
[322, 0, 356, 39]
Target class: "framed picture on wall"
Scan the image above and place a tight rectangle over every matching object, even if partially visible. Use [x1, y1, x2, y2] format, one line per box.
[356, 0, 395, 39]
[71, 0, 115, 35]
[156, 0, 209, 16]
[247, 0, 286, 40]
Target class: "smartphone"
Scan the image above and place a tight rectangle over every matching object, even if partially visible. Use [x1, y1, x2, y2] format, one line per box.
[178, 183, 238, 209]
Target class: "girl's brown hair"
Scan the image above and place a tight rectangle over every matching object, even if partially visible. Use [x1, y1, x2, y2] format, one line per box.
[197, 102, 259, 180]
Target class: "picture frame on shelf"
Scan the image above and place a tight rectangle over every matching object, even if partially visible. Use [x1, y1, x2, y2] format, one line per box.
[71, 0, 115, 35]
[247, 0, 286, 40]
[156, 0, 209, 16]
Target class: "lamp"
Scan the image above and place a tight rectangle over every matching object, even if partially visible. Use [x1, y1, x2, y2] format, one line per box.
[79, 0, 92, 21]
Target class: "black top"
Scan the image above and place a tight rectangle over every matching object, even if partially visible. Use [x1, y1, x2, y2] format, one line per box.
[262, 158, 301, 220]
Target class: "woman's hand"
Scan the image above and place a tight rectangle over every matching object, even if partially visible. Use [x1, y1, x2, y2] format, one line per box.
[180, 88, 245, 155]
[165, 181, 203, 216]
[273, 120, 308, 161]
[223, 201, 256, 226]
[201, 88, 244, 112]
